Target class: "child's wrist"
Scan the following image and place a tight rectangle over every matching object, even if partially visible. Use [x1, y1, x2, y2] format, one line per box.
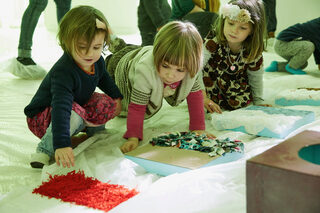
[128, 137, 139, 143]
[204, 97, 211, 104]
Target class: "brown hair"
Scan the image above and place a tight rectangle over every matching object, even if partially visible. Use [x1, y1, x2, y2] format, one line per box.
[57, 5, 110, 55]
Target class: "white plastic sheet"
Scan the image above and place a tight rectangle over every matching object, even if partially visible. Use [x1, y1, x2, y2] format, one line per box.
[1, 30, 320, 212]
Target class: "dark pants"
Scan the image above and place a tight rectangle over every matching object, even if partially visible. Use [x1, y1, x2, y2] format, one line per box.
[182, 11, 219, 39]
[18, 0, 71, 58]
[263, 0, 277, 32]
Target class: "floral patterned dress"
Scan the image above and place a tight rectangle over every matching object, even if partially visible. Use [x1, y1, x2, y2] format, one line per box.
[27, 92, 116, 139]
[202, 31, 263, 110]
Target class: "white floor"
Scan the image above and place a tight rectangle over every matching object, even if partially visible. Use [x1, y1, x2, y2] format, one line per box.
[0, 27, 320, 213]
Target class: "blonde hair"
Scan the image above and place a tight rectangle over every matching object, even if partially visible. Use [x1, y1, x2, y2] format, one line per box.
[153, 21, 203, 78]
[215, 0, 266, 62]
[58, 5, 110, 55]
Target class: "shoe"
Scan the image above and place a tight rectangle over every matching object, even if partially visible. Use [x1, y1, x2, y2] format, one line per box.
[71, 132, 89, 148]
[285, 64, 306, 75]
[30, 153, 50, 168]
[16, 57, 36, 66]
[265, 61, 278, 72]
[11, 58, 47, 79]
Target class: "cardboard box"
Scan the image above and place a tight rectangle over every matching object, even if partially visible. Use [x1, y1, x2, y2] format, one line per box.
[246, 130, 320, 213]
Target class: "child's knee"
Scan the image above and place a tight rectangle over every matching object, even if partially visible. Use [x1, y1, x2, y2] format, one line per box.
[303, 42, 315, 54]
[70, 111, 85, 135]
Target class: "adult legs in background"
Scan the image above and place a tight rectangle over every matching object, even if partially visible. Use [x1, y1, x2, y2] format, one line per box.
[17, 0, 49, 64]
[272, 39, 314, 74]
[54, 0, 72, 22]
[14, 0, 71, 80]
[182, 11, 218, 39]
[137, 0, 171, 46]
[139, 31, 157, 46]
[263, 0, 277, 38]
[18, 0, 71, 62]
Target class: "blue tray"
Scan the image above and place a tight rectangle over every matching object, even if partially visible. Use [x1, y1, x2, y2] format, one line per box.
[275, 98, 320, 106]
[125, 143, 244, 176]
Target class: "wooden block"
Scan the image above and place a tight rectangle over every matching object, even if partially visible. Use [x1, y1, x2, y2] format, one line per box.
[246, 130, 320, 213]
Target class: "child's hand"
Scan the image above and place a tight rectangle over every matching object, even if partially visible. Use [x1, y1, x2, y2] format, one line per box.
[204, 98, 222, 114]
[192, 130, 216, 139]
[121, 138, 139, 153]
[114, 98, 122, 116]
[55, 147, 75, 168]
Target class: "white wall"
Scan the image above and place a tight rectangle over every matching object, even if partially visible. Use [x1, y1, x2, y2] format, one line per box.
[0, 0, 28, 28]
[44, 0, 139, 34]
[276, 0, 320, 32]
[0, 0, 319, 35]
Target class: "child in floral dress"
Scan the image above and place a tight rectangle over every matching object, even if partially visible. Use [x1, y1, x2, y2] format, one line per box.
[201, 0, 267, 113]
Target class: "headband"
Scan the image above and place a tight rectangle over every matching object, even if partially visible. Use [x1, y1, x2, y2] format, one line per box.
[220, 3, 254, 24]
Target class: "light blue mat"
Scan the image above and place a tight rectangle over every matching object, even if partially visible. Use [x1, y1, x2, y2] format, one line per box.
[215, 106, 315, 139]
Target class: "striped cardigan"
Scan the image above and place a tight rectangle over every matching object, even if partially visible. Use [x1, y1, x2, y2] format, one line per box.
[115, 46, 203, 119]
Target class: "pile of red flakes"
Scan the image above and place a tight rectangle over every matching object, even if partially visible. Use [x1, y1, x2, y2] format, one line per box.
[33, 170, 138, 212]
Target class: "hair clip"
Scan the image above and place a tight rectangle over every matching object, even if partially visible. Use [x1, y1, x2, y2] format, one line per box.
[96, 18, 106, 30]
[220, 3, 254, 24]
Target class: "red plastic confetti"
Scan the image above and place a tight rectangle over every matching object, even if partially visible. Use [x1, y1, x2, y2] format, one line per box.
[32, 170, 138, 212]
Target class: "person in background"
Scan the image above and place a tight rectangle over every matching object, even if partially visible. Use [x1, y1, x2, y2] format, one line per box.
[12, 0, 72, 80]
[24, 6, 123, 169]
[262, 0, 277, 38]
[137, 0, 171, 46]
[170, 0, 220, 38]
[105, 21, 215, 153]
[201, 0, 268, 113]
[265, 17, 320, 74]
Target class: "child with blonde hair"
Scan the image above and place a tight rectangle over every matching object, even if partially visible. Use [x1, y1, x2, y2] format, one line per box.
[106, 21, 214, 153]
[25, 6, 123, 168]
[202, 0, 267, 113]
